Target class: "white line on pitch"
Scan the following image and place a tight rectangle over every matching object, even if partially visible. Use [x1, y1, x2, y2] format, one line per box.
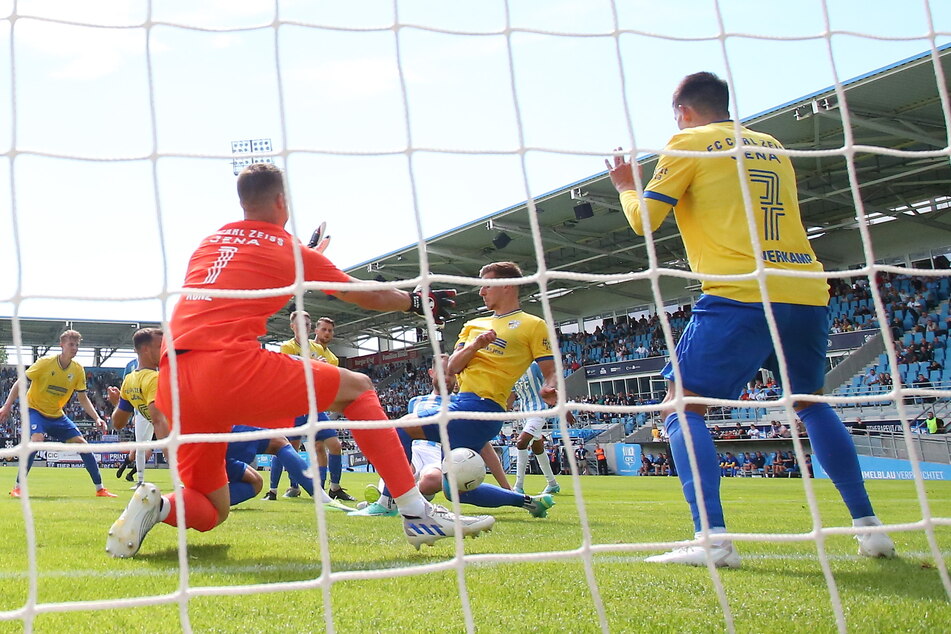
[0, 551, 948, 581]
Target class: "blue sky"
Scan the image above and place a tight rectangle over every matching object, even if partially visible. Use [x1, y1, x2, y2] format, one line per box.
[0, 0, 948, 335]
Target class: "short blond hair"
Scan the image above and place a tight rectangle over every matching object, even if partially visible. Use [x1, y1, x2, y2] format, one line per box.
[60, 329, 81, 343]
[289, 310, 311, 323]
[479, 261, 522, 279]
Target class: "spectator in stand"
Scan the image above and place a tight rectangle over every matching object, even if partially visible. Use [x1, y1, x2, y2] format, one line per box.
[653, 452, 670, 476]
[639, 454, 653, 476]
[863, 368, 879, 386]
[914, 373, 933, 404]
[768, 420, 789, 439]
[879, 371, 893, 389]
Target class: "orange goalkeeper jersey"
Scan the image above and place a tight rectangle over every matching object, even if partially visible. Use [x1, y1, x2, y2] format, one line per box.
[168, 220, 351, 351]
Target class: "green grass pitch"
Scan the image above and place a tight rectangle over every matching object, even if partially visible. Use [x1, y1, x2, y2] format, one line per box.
[0, 466, 948, 633]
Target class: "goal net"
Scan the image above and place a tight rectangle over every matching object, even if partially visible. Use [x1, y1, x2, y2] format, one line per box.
[1, 1, 950, 632]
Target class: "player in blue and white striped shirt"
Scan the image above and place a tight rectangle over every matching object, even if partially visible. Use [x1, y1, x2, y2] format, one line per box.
[511, 361, 567, 495]
[350, 356, 457, 516]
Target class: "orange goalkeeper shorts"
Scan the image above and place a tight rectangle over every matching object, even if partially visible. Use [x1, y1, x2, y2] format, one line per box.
[156, 347, 342, 494]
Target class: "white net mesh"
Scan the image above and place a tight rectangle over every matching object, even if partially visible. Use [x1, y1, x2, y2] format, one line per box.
[2, 1, 951, 632]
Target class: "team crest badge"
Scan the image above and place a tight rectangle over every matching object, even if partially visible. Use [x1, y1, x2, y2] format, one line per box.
[508, 319, 521, 329]
[67, 374, 74, 380]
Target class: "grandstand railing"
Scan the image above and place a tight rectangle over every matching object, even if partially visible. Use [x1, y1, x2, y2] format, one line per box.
[851, 428, 951, 465]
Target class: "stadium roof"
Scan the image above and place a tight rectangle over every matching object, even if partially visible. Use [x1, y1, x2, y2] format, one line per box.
[266, 45, 951, 352]
[0, 318, 161, 359]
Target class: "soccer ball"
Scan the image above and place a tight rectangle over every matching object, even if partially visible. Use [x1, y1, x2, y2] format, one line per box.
[441, 447, 486, 491]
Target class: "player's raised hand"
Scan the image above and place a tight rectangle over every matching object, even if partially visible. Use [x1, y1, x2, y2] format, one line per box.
[107, 385, 121, 407]
[409, 288, 457, 325]
[307, 221, 331, 254]
[605, 146, 639, 193]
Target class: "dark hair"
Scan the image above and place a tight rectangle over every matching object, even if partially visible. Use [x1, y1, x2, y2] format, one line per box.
[673, 72, 729, 118]
[237, 163, 284, 207]
[132, 327, 163, 351]
[479, 261, 523, 279]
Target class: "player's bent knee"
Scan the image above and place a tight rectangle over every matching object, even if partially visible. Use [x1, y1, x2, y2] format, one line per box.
[266, 437, 289, 454]
[245, 467, 263, 495]
[418, 467, 443, 497]
[336, 369, 374, 402]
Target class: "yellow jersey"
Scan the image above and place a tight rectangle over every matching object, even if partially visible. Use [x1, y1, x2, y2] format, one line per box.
[280, 338, 338, 366]
[314, 343, 338, 367]
[455, 309, 552, 408]
[620, 120, 828, 306]
[119, 368, 159, 423]
[25, 354, 87, 418]
[280, 338, 321, 357]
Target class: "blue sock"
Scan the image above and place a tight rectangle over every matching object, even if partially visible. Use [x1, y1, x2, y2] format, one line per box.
[80, 451, 103, 487]
[396, 428, 414, 461]
[328, 453, 342, 486]
[229, 481, 256, 506]
[447, 479, 527, 508]
[16, 451, 38, 484]
[379, 430, 416, 501]
[798, 403, 874, 518]
[318, 466, 328, 489]
[276, 445, 314, 497]
[666, 411, 724, 532]
[269, 459, 284, 490]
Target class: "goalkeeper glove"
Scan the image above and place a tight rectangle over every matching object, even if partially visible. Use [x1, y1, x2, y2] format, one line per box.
[408, 289, 457, 325]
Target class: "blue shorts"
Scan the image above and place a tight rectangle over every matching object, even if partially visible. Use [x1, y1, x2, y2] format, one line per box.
[226, 458, 251, 484]
[29, 409, 82, 442]
[226, 425, 271, 466]
[417, 392, 504, 452]
[292, 412, 337, 441]
[663, 294, 829, 400]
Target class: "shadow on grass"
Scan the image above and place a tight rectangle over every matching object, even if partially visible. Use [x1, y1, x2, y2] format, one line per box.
[746, 554, 950, 601]
[139, 543, 232, 564]
[128, 540, 470, 585]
